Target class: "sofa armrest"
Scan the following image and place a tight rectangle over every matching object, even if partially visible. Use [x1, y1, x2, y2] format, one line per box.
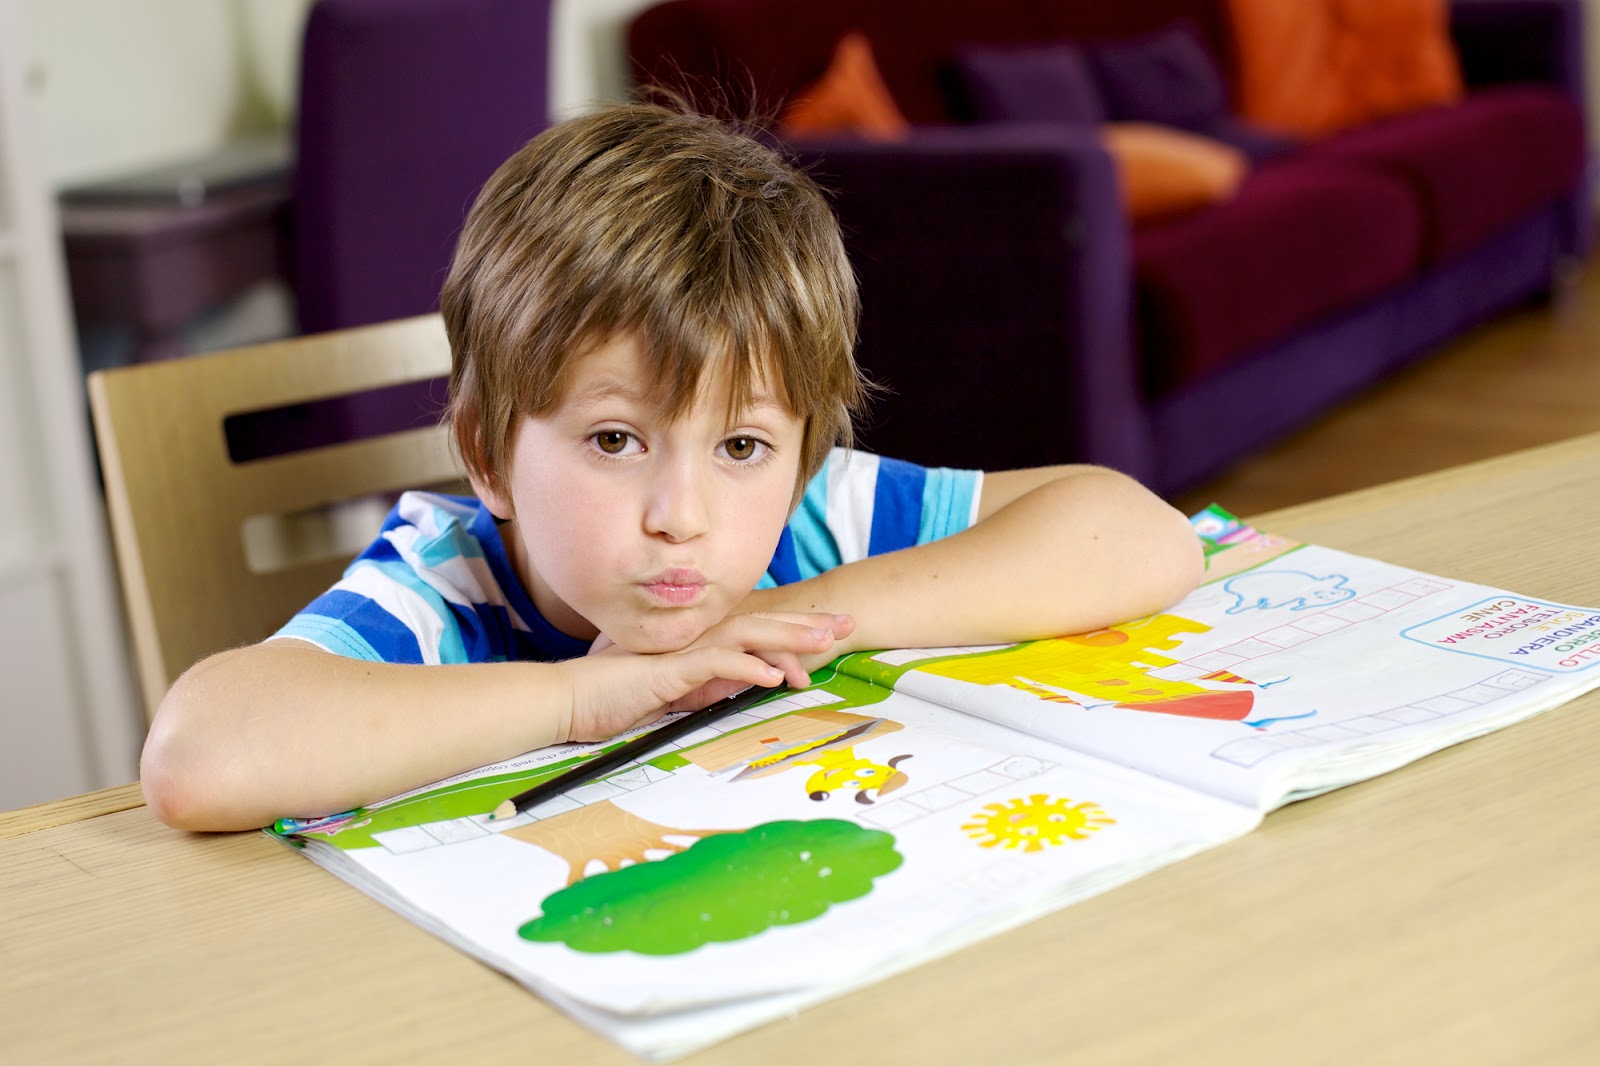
[1451, 0, 1587, 104]
[787, 124, 1152, 479]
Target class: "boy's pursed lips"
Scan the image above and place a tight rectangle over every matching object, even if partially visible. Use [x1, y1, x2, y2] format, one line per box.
[641, 567, 707, 606]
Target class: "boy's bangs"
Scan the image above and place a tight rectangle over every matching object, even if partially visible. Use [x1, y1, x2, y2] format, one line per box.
[637, 313, 792, 425]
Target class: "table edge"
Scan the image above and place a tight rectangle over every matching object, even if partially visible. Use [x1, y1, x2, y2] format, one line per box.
[0, 781, 145, 838]
[1244, 430, 1597, 530]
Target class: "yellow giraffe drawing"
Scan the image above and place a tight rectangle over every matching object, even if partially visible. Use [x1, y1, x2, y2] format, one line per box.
[792, 745, 912, 804]
[691, 712, 914, 804]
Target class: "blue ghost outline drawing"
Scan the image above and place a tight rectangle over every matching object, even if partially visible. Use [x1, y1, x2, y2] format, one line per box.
[1223, 570, 1355, 615]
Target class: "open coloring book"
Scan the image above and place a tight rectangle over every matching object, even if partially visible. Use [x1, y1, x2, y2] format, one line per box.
[271, 508, 1600, 1059]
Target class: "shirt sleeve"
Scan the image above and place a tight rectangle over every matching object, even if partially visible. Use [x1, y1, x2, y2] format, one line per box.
[268, 493, 487, 665]
[761, 448, 984, 587]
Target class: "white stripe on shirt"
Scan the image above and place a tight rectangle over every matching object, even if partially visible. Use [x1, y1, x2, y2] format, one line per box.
[825, 449, 879, 565]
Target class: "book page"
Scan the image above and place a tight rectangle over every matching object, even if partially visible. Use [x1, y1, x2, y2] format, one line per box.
[836, 531, 1600, 811]
[277, 677, 1256, 1056]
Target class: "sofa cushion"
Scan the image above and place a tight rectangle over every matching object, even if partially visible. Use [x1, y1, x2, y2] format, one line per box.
[1086, 21, 1295, 163]
[1088, 21, 1225, 130]
[780, 32, 910, 141]
[1103, 123, 1248, 223]
[1134, 161, 1423, 394]
[1031, 1, 1238, 84]
[1229, 0, 1463, 136]
[954, 41, 1104, 124]
[1306, 86, 1586, 262]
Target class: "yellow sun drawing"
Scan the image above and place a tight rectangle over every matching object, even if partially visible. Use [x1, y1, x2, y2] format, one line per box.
[961, 794, 1116, 852]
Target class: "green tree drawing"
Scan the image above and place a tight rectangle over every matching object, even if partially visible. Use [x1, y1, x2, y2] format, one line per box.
[518, 819, 902, 955]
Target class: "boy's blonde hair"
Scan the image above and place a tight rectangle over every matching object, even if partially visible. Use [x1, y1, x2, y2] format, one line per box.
[441, 102, 867, 505]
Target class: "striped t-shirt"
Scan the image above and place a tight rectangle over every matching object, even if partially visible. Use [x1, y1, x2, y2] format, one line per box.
[271, 448, 983, 665]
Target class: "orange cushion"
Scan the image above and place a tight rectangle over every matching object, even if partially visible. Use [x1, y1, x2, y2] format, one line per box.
[1100, 123, 1249, 223]
[1229, 0, 1463, 137]
[1335, 0, 1464, 122]
[779, 32, 910, 142]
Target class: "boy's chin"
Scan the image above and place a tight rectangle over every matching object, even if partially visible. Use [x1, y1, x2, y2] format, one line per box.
[604, 613, 721, 656]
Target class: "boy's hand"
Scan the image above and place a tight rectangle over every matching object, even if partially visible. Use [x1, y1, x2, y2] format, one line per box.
[565, 611, 854, 742]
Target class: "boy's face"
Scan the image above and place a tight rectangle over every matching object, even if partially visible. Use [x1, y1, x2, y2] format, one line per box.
[473, 334, 805, 653]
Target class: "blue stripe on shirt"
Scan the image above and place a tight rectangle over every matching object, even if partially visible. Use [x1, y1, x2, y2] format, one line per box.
[921, 466, 980, 544]
[866, 454, 929, 556]
[352, 530, 404, 569]
[414, 501, 485, 567]
[279, 589, 420, 662]
[783, 458, 839, 581]
[764, 527, 800, 588]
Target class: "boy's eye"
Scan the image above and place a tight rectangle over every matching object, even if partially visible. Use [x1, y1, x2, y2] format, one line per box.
[726, 435, 774, 464]
[594, 430, 632, 455]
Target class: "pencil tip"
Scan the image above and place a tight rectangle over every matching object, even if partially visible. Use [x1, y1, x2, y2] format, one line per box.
[489, 800, 515, 821]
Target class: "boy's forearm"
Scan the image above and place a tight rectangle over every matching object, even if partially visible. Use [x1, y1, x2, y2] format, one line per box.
[142, 642, 574, 832]
[751, 469, 1202, 654]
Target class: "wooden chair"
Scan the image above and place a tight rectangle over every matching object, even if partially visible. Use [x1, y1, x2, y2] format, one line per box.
[88, 315, 464, 720]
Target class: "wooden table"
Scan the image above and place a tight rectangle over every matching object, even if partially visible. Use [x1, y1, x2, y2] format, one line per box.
[5, 434, 1598, 1064]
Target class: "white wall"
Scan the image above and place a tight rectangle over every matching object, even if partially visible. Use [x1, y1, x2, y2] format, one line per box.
[21, 0, 654, 188]
[23, 0, 310, 186]
[1, 0, 144, 805]
[550, 0, 655, 119]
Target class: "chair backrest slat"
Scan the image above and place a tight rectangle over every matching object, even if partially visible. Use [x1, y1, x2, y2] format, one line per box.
[89, 314, 463, 719]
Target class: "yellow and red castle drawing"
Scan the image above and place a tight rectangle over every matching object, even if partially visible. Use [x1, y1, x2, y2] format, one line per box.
[918, 613, 1258, 721]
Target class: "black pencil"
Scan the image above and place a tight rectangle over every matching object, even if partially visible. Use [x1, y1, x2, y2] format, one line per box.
[488, 683, 792, 820]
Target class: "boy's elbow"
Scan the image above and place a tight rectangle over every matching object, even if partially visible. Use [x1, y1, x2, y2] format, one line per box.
[1114, 478, 1205, 616]
[139, 653, 258, 832]
[140, 678, 218, 830]
[1158, 514, 1207, 608]
[1033, 469, 1204, 625]
[139, 732, 205, 831]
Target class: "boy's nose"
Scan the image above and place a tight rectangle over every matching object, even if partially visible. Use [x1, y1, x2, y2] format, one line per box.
[642, 462, 711, 542]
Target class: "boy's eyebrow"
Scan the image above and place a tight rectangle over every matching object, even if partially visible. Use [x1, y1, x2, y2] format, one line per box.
[570, 376, 791, 417]
[728, 394, 791, 416]
[568, 377, 647, 409]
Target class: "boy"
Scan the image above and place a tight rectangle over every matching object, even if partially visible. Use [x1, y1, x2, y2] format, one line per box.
[142, 104, 1202, 831]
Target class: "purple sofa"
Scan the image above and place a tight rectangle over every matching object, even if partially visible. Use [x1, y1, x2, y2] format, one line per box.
[628, 0, 1591, 495]
[293, 0, 553, 336]
[245, 0, 553, 464]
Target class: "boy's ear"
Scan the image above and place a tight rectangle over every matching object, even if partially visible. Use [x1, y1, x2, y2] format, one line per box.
[454, 405, 513, 518]
[467, 467, 514, 520]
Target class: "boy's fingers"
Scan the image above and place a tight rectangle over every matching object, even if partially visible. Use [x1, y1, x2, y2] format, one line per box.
[660, 676, 748, 714]
[664, 649, 788, 706]
[749, 650, 810, 690]
[570, 633, 833, 741]
[701, 613, 847, 654]
[751, 610, 854, 634]
[570, 650, 775, 737]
